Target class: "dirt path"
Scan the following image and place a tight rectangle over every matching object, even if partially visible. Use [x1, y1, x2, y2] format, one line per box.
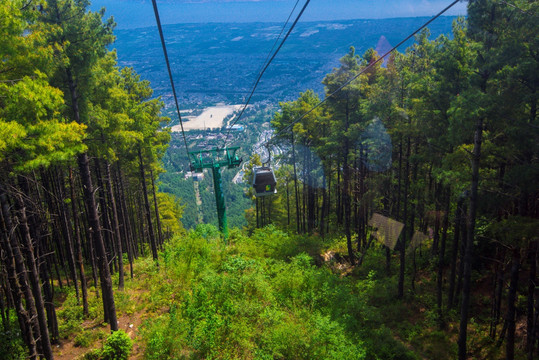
[53, 285, 150, 359]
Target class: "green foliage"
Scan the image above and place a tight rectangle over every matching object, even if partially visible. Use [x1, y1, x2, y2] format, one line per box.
[74, 331, 93, 348]
[57, 288, 104, 338]
[142, 230, 420, 359]
[0, 310, 27, 360]
[81, 331, 133, 360]
[101, 330, 133, 360]
[83, 348, 102, 360]
[234, 225, 324, 261]
[57, 290, 85, 338]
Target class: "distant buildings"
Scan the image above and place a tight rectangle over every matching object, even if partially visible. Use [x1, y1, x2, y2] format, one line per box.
[185, 171, 205, 181]
[226, 124, 244, 132]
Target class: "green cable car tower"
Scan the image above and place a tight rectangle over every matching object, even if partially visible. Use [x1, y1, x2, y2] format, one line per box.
[189, 147, 242, 240]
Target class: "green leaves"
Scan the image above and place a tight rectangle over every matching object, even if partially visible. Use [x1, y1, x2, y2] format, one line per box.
[0, 74, 86, 172]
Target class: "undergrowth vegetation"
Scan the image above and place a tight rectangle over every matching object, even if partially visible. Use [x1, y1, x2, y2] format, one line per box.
[140, 225, 416, 360]
[48, 224, 467, 359]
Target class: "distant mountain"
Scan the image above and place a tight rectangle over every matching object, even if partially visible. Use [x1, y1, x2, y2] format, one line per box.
[111, 17, 457, 109]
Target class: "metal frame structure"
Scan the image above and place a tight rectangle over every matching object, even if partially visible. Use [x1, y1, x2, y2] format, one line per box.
[189, 147, 242, 239]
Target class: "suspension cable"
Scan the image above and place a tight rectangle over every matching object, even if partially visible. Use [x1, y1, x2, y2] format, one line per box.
[267, 0, 461, 145]
[223, 0, 311, 148]
[151, 0, 190, 155]
[248, 0, 301, 94]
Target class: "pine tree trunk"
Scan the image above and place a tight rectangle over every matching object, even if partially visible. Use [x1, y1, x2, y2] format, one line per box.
[40, 173, 69, 286]
[0, 187, 38, 359]
[286, 178, 290, 228]
[94, 159, 115, 274]
[19, 174, 60, 342]
[398, 136, 411, 299]
[53, 170, 80, 301]
[437, 186, 450, 328]
[449, 195, 465, 309]
[292, 135, 300, 233]
[116, 165, 135, 274]
[458, 117, 483, 360]
[344, 157, 355, 265]
[138, 147, 159, 262]
[14, 194, 54, 360]
[69, 168, 89, 316]
[105, 162, 124, 290]
[527, 240, 537, 359]
[506, 247, 520, 360]
[77, 153, 118, 331]
[150, 169, 164, 246]
[136, 195, 146, 258]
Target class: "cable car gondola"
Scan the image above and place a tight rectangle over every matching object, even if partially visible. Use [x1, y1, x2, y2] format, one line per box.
[252, 167, 277, 197]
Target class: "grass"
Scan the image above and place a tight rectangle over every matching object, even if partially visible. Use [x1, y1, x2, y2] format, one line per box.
[49, 224, 529, 360]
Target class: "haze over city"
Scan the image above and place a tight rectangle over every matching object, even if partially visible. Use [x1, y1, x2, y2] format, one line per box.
[91, 0, 468, 28]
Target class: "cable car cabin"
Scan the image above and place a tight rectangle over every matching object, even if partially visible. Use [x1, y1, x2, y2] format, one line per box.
[252, 167, 277, 197]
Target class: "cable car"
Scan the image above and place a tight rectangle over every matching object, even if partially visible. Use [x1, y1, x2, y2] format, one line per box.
[252, 167, 277, 197]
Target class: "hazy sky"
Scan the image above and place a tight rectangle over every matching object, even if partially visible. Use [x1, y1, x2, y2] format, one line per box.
[90, 0, 468, 28]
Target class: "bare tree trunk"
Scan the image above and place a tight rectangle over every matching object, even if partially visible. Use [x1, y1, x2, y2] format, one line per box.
[94, 159, 115, 274]
[458, 117, 483, 360]
[343, 156, 355, 265]
[116, 165, 135, 275]
[77, 152, 118, 331]
[15, 194, 54, 360]
[292, 135, 300, 234]
[449, 195, 465, 309]
[505, 248, 520, 360]
[0, 187, 37, 359]
[138, 147, 158, 262]
[437, 186, 450, 328]
[398, 135, 410, 299]
[527, 240, 537, 359]
[69, 168, 89, 316]
[53, 169, 80, 301]
[150, 169, 164, 246]
[105, 162, 124, 290]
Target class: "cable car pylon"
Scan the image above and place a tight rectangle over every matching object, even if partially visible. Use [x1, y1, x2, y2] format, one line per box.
[189, 147, 242, 240]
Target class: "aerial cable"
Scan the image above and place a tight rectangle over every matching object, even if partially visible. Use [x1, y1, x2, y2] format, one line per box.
[498, 0, 532, 15]
[249, 0, 301, 92]
[266, 0, 462, 145]
[223, 0, 311, 148]
[151, 0, 190, 155]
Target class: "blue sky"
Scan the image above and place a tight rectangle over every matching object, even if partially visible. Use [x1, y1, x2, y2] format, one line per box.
[90, 0, 468, 29]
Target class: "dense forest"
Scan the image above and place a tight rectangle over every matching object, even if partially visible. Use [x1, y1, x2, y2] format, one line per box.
[1, 1, 538, 360]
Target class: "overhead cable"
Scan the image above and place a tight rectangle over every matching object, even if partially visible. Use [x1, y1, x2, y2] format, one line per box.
[151, 0, 190, 155]
[223, 0, 311, 148]
[267, 0, 461, 145]
[249, 0, 301, 95]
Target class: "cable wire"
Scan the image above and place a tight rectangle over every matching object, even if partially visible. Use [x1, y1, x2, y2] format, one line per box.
[151, 0, 190, 155]
[249, 0, 301, 93]
[223, 0, 311, 148]
[267, 0, 461, 145]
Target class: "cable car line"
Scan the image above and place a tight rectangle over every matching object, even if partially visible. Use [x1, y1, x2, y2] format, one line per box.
[225, 0, 301, 146]
[266, 0, 461, 146]
[246, 0, 301, 102]
[151, 0, 189, 156]
[222, 0, 311, 148]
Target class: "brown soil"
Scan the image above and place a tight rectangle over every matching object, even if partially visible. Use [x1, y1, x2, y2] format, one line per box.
[53, 274, 155, 359]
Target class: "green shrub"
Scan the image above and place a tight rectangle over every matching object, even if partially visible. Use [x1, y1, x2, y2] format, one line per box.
[74, 330, 92, 348]
[0, 310, 27, 360]
[101, 330, 133, 360]
[82, 348, 102, 360]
